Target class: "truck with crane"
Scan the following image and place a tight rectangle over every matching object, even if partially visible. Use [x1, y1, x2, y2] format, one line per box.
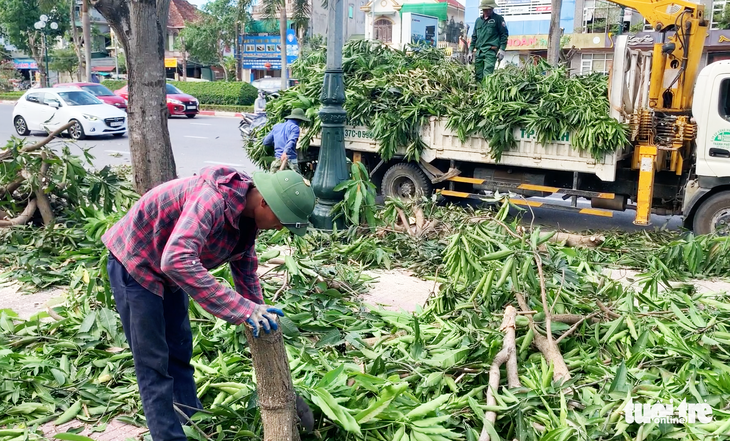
[308, 0, 730, 235]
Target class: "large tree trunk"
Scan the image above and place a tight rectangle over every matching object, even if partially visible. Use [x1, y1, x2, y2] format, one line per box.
[92, 0, 177, 194]
[546, 0, 562, 66]
[280, 5, 288, 91]
[70, 0, 84, 81]
[244, 326, 300, 441]
[82, 0, 93, 81]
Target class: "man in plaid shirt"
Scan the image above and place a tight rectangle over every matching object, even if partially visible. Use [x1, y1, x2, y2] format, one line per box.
[103, 166, 315, 441]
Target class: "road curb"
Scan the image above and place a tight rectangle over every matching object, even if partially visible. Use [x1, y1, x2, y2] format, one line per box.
[199, 110, 243, 118]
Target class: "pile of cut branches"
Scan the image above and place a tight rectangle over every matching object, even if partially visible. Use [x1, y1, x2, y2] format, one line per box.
[245, 41, 628, 168]
[1, 152, 730, 441]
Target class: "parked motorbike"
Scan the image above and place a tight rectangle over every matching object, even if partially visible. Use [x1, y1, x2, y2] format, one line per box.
[239, 90, 278, 140]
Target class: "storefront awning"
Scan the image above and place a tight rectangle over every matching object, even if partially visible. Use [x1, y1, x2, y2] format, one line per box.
[92, 66, 116, 72]
[400, 4, 448, 21]
[13, 58, 37, 70]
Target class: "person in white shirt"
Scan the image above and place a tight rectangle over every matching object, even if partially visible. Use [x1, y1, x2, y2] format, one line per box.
[254, 90, 267, 114]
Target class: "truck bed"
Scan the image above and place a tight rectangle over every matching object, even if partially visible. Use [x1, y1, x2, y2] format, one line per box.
[310, 117, 621, 182]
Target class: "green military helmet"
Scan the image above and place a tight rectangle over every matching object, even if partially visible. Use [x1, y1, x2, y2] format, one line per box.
[284, 108, 311, 123]
[479, 0, 497, 9]
[252, 170, 316, 236]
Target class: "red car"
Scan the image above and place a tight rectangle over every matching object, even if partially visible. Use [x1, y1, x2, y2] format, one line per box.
[114, 83, 199, 118]
[54, 82, 127, 111]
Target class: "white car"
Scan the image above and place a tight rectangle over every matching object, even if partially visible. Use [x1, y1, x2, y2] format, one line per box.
[12, 88, 127, 140]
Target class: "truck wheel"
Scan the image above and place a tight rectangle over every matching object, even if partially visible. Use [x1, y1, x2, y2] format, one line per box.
[692, 191, 730, 235]
[381, 163, 432, 199]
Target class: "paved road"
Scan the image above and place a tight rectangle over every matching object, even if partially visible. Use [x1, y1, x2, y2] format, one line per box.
[1, 102, 682, 232]
[0, 103, 258, 177]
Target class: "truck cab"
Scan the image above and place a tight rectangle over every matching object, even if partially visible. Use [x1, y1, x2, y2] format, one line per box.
[682, 61, 730, 233]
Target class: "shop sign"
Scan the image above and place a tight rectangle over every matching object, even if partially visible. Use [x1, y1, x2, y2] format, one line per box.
[535, 5, 551, 12]
[12, 59, 37, 70]
[241, 29, 298, 70]
[507, 33, 607, 50]
[164, 58, 178, 68]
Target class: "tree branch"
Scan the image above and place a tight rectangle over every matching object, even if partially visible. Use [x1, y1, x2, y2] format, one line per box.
[34, 152, 54, 226]
[0, 198, 38, 227]
[479, 305, 518, 441]
[0, 121, 75, 161]
[555, 312, 601, 344]
[0, 178, 24, 199]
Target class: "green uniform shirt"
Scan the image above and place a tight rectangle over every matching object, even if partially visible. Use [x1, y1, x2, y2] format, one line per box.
[470, 13, 509, 52]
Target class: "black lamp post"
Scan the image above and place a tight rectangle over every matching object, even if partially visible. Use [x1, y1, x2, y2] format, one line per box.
[34, 15, 58, 88]
[309, 0, 349, 230]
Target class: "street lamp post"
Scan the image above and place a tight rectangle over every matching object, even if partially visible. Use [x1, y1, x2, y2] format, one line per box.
[310, 0, 349, 230]
[33, 15, 58, 88]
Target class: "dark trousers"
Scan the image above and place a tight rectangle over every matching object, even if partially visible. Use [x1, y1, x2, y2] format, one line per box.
[107, 253, 202, 441]
[475, 48, 498, 83]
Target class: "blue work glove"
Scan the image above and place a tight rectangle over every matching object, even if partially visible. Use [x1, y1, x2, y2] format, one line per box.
[245, 304, 284, 338]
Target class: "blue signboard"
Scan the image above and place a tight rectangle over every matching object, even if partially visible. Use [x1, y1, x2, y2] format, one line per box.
[241, 29, 298, 70]
[13, 59, 38, 70]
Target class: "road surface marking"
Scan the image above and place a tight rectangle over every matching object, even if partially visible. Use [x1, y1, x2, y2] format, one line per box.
[190, 123, 211, 126]
[184, 135, 208, 139]
[204, 160, 243, 167]
[105, 150, 130, 155]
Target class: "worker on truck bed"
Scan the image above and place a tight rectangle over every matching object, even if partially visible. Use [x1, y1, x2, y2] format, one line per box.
[469, 0, 509, 82]
[263, 108, 310, 173]
[102, 167, 315, 441]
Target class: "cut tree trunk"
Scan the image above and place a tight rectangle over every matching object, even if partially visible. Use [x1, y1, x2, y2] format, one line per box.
[243, 326, 301, 441]
[546, 0, 562, 66]
[92, 0, 177, 194]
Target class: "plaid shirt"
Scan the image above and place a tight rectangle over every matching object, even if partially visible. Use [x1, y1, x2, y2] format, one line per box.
[102, 166, 262, 325]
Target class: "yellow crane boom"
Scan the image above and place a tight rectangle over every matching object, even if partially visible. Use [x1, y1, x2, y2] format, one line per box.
[608, 0, 708, 224]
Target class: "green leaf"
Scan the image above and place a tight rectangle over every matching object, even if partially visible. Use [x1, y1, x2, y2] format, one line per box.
[78, 310, 96, 333]
[405, 394, 451, 419]
[608, 361, 629, 397]
[311, 387, 361, 434]
[355, 382, 408, 423]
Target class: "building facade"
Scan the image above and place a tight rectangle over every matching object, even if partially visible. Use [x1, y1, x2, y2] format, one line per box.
[462, 0, 730, 75]
[360, 0, 466, 49]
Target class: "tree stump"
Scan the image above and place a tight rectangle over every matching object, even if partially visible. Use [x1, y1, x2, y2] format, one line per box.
[244, 327, 300, 441]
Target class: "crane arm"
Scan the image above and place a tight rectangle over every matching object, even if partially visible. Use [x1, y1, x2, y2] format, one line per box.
[607, 0, 708, 112]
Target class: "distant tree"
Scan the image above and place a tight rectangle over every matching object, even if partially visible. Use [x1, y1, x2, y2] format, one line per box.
[0, 0, 69, 87]
[181, 0, 250, 81]
[49, 46, 79, 78]
[716, 4, 730, 30]
[0, 60, 21, 91]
